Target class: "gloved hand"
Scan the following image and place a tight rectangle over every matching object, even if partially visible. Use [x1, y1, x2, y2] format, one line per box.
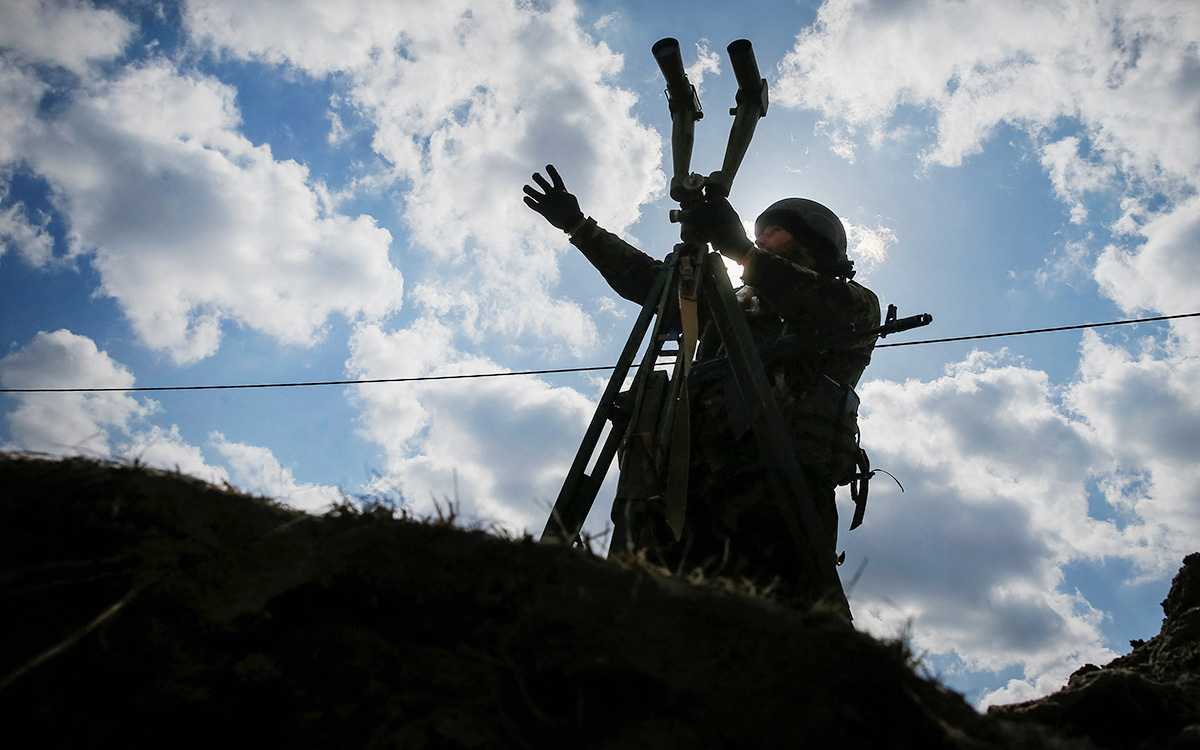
[523, 164, 585, 232]
[691, 195, 754, 260]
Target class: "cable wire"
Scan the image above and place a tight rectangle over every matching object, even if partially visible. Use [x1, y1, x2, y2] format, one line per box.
[0, 366, 618, 393]
[2, 311, 1197, 394]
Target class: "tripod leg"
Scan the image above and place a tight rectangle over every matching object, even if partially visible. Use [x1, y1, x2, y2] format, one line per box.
[540, 269, 669, 544]
[697, 252, 849, 612]
[542, 249, 690, 547]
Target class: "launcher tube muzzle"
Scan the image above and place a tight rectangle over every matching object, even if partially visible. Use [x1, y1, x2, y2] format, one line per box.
[727, 39, 763, 98]
[653, 37, 704, 204]
[652, 37, 687, 90]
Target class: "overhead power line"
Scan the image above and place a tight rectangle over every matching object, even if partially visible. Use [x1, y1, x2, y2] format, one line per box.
[2, 311, 1197, 394]
[0, 366, 618, 394]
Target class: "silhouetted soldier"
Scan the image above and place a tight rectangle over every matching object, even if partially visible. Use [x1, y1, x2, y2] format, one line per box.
[525, 164, 879, 606]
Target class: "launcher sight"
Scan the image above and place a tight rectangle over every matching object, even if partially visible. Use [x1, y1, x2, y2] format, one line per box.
[653, 37, 768, 212]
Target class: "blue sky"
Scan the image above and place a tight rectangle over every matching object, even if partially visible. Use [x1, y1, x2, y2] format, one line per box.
[3, 0, 1199, 708]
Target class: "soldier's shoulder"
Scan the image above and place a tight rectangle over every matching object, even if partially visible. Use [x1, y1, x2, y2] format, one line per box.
[846, 278, 879, 303]
[845, 279, 880, 326]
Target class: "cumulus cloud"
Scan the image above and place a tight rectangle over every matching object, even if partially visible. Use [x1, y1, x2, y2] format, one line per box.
[126, 424, 232, 487]
[0, 331, 221, 489]
[356, 6, 661, 355]
[346, 319, 598, 534]
[211, 433, 343, 512]
[1040, 136, 1118, 225]
[0, 329, 339, 509]
[775, 0, 1200, 315]
[0, 0, 133, 74]
[685, 40, 722, 97]
[0, 61, 47, 166]
[844, 218, 896, 273]
[0, 182, 54, 266]
[186, 0, 663, 358]
[851, 349, 1125, 705]
[1063, 332, 1200, 566]
[1, 329, 151, 456]
[1094, 195, 1200, 325]
[185, 0, 410, 75]
[845, 324, 1199, 707]
[777, 0, 1200, 179]
[14, 60, 404, 364]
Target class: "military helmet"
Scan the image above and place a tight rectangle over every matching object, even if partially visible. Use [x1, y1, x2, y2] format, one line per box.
[755, 198, 854, 277]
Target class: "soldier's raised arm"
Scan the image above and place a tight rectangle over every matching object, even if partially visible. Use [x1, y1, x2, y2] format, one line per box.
[523, 164, 661, 305]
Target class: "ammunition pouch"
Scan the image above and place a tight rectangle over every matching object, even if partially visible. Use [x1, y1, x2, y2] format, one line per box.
[687, 356, 863, 480]
[778, 373, 860, 481]
[615, 370, 671, 502]
[622, 347, 876, 535]
[783, 373, 873, 530]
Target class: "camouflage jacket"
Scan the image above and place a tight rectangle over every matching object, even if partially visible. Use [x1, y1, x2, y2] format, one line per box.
[571, 218, 881, 477]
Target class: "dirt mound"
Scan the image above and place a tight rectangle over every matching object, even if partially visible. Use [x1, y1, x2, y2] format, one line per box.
[990, 553, 1200, 748]
[0, 453, 1185, 748]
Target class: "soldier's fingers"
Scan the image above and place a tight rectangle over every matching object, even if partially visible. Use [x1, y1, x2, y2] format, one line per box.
[522, 184, 543, 201]
[546, 164, 565, 190]
[523, 196, 542, 212]
[531, 172, 552, 192]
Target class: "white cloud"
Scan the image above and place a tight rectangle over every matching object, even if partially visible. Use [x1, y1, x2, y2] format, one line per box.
[685, 41, 722, 96]
[186, 0, 663, 357]
[0, 182, 54, 266]
[1094, 194, 1200, 326]
[126, 424, 232, 487]
[848, 333, 1200, 705]
[0, 329, 337, 506]
[346, 319, 597, 534]
[849, 350, 1130, 704]
[211, 432, 343, 512]
[355, 5, 661, 355]
[775, 0, 1200, 318]
[843, 218, 896, 273]
[18, 60, 404, 364]
[185, 0, 411, 75]
[1040, 136, 1118, 224]
[0, 0, 134, 74]
[1063, 332, 1200, 567]
[0, 329, 151, 456]
[778, 0, 1200, 180]
[184, 0, 663, 526]
[326, 110, 348, 147]
[0, 60, 46, 165]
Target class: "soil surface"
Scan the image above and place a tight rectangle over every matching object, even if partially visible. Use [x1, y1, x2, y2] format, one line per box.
[2, 453, 1195, 748]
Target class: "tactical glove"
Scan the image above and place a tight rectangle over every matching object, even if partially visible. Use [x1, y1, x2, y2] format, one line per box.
[523, 164, 585, 232]
[692, 195, 754, 260]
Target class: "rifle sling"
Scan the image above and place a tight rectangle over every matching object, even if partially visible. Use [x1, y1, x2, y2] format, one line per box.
[664, 254, 700, 540]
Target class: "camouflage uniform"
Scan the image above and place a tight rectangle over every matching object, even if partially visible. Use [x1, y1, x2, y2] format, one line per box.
[571, 218, 880, 603]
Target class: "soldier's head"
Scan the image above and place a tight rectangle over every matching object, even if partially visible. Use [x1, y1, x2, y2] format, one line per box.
[754, 198, 854, 278]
